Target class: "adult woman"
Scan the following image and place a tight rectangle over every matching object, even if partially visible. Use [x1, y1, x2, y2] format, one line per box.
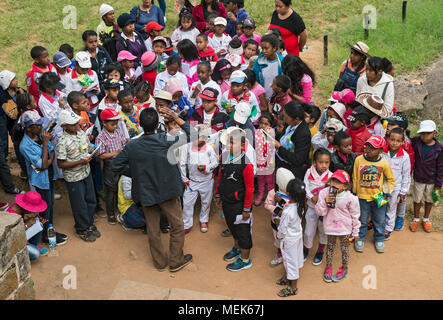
[82, 30, 111, 86]
[116, 13, 148, 69]
[356, 56, 394, 115]
[274, 101, 311, 180]
[269, 0, 307, 56]
[282, 54, 315, 104]
[192, 0, 227, 33]
[130, 0, 165, 39]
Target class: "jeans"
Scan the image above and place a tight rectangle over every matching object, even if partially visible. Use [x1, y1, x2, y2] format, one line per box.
[35, 180, 55, 237]
[0, 113, 15, 192]
[103, 159, 119, 217]
[358, 199, 387, 242]
[122, 204, 146, 229]
[28, 231, 42, 260]
[65, 173, 97, 232]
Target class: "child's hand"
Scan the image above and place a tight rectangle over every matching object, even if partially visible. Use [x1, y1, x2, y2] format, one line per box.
[80, 85, 89, 93]
[311, 195, 319, 204]
[325, 193, 336, 205]
[242, 211, 250, 221]
[398, 194, 406, 203]
[58, 97, 66, 108]
[215, 197, 222, 208]
[197, 165, 206, 172]
[82, 156, 92, 164]
[274, 194, 282, 203]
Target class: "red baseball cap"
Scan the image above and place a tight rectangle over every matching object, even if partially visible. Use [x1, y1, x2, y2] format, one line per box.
[330, 170, 350, 184]
[365, 135, 386, 149]
[100, 108, 122, 121]
[145, 21, 163, 34]
[198, 88, 219, 101]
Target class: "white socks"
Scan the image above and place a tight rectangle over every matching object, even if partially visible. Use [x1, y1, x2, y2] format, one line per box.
[423, 218, 430, 222]
[414, 218, 420, 222]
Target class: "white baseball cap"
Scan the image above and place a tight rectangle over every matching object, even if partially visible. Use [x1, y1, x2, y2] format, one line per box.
[417, 120, 437, 133]
[233, 101, 251, 124]
[75, 51, 92, 69]
[59, 109, 82, 126]
[230, 70, 247, 84]
[214, 17, 227, 26]
[219, 126, 246, 146]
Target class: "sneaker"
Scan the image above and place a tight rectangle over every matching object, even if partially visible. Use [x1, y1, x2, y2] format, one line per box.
[76, 229, 96, 242]
[303, 248, 309, 262]
[226, 257, 252, 272]
[39, 247, 49, 256]
[107, 215, 117, 225]
[394, 217, 404, 231]
[422, 220, 432, 233]
[57, 232, 68, 240]
[20, 170, 28, 180]
[170, 254, 193, 272]
[367, 220, 373, 231]
[409, 220, 420, 232]
[184, 228, 191, 234]
[269, 254, 283, 267]
[42, 233, 67, 246]
[89, 225, 101, 238]
[0, 202, 9, 210]
[54, 193, 62, 200]
[384, 230, 391, 241]
[375, 241, 385, 253]
[200, 222, 208, 233]
[5, 187, 22, 195]
[116, 214, 131, 231]
[313, 251, 324, 266]
[332, 266, 348, 282]
[254, 193, 264, 206]
[223, 246, 241, 261]
[95, 205, 107, 218]
[221, 228, 231, 237]
[354, 240, 364, 252]
[323, 266, 332, 283]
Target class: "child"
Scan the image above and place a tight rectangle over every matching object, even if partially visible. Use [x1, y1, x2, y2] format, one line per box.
[179, 125, 219, 233]
[244, 69, 268, 115]
[225, 0, 249, 37]
[53, 52, 72, 91]
[253, 34, 284, 99]
[216, 127, 254, 271]
[303, 148, 333, 265]
[254, 112, 275, 205]
[189, 87, 229, 132]
[208, 17, 232, 58]
[141, 51, 160, 94]
[117, 50, 137, 84]
[346, 105, 372, 156]
[410, 120, 443, 233]
[228, 38, 244, 56]
[176, 39, 201, 85]
[337, 41, 369, 93]
[117, 175, 146, 231]
[356, 92, 388, 136]
[118, 90, 142, 138]
[165, 78, 194, 121]
[212, 59, 232, 94]
[134, 81, 154, 112]
[220, 70, 260, 123]
[381, 128, 411, 239]
[105, 62, 134, 95]
[56, 110, 99, 242]
[312, 119, 344, 154]
[196, 33, 219, 62]
[95, 108, 127, 224]
[238, 18, 260, 46]
[152, 36, 169, 65]
[316, 170, 361, 282]
[330, 130, 356, 178]
[189, 61, 222, 107]
[275, 178, 306, 297]
[26, 46, 57, 106]
[144, 21, 164, 52]
[234, 21, 243, 38]
[164, 37, 176, 56]
[270, 75, 292, 118]
[352, 135, 395, 253]
[171, 8, 200, 47]
[204, 13, 218, 35]
[154, 55, 189, 96]
[96, 4, 119, 45]
[59, 43, 76, 69]
[282, 54, 315, 104]
[242, 39, 259, 70]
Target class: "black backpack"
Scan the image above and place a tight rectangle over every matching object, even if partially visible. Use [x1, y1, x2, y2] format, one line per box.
[102, 30, 123, 62]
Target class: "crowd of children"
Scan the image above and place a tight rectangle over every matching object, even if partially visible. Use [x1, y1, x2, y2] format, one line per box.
[0, 1, 442, 298]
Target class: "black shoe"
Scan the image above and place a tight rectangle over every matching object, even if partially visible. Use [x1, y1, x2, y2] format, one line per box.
[89, 225, 101, 238]
[56, 232, 68, 240]
[95, 205, 107, 218]
[19, 170, 28, 180]
[5, 187, 22, 195]
[221, 228, 231, 237]
[170, 254, 193, 272]
[108, 215, 116, 225]
[76, 229, 96, 242]
[160, 225, 170, 233]
[42, 233, 67, 246]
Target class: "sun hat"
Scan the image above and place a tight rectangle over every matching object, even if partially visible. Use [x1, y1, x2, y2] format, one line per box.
[165, 78, 183, 95]
[154, 90, 173, 102]
[276, 168, 295, 194]
[233, 101, 252, 124]
[227, 54, 242, 67]
[99, 4, 114, 17]
[331, 89, 355, 105]
[242, 18, 256, 29]
[325, 118, 345, 133]
[230, 70, 247, 84]
[199, 87, 219, 101]
[385, 114, 408, 129]
[214, 17, 227, 26]
[117, 13, 135, 29]
[141, 51, 160, 72]
[330, 170, 350, 184]
[117, 50, 137, 62]
[75, 51, 92, 69]
[58, 109, 82, 126]
[100, 108, 122, 121]
[0, 70, 16, 90]
[328, 102, 347, 124]
[145, 21, 164, 34]
[417, 120, 437, 133]
[152, 36, 167, 46]
[22, 111, 44, 127]
[219, 126, 246, 146]
[53, 52, 71, 68]
[356, 92, 389, 118]
[347, 41, 370, 57]
[15, 191, 47, 213]
[365, 135, 387, 149]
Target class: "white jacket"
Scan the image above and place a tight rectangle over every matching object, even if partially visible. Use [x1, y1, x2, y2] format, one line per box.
[357, 72, 395, 115]
[154, 71, 189, 97]
[381, 147, 411, 195]
[311, 132, 334, 153]
[277, 203, 303, 242]
[171, 27, 200, 47]
[189, 79, 222, 108]
[303, 166, 333, 208]
[179, 142, 219, 183]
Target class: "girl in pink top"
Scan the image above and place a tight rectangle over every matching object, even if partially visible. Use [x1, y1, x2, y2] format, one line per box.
[282, 54, 315, 104]
[238, 18, 261, 46]
[211, 59, 232, 95]
[244, 69, 269, 114]
[315, 170, 361, 283]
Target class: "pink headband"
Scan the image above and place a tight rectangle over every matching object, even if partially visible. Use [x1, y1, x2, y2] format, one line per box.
[219, 64, 231, 71]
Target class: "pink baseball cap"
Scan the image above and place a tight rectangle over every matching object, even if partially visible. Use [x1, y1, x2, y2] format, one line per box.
[117, 50, 137, 62]
[15, 191, 47, 213]
[141, 51, 160, 71]
[365, 135, 387, 149]
[331, 89, 355, 105]
[330, 170, 350, 184]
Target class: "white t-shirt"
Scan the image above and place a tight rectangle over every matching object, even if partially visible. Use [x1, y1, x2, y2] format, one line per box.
[262, 59, 280, 99]
[203, 110, 215, 125]
[171, 27, 200, 47]
[208, 33, 232, 56]
[189, 79, 222, 107]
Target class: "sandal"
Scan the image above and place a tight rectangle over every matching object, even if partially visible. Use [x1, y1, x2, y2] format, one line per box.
[277, 286, 298, 297]
[276, 276, 290, 286]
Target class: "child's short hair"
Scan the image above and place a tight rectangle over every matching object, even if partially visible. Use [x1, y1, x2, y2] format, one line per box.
[243, 69, 256, 86]
[176, 39, 200, 62]
[333, 130, 351, 146]
[16, 93, 32, 114]
[82, 30, 97, 42]
[67, 91, 86, 107]
[309, 106, 321, 124]
[59, 43, 74, 56]
[206, 12, 218, 22]
[197, 60, 211, 71]
[139, 108, 159, 132]
[261, 34, 279, 49]
[30, 46, 47, 59]
[38, 72, 60, 92]
[279, 39, 286, 51]
[134, 81, 151, 95]
[229, 38, 242, 50]
[243, 39, 259, 51]
[259, 112, 274, 127]
[197, 33, 208, 42]
[267, 28, 282, 39]
[118, 89, 133, 101]
[313, 147, 331, 161]
[166, 54, 182, 67]
[235, 20, 243, 29]
[387, 127, 405, 140]
[275, 75, 291, 92]
[105, 62, 125, 80]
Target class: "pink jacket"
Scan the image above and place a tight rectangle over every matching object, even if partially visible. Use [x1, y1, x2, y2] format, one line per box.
[315, 188, 361, 237]
[300, 74, 313, 104]
[264, 189, 277, 214]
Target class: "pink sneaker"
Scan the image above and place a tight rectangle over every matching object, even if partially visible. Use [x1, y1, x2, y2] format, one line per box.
[254, 194, 264, 206]
[332, 266, 348, 282]
[323, 265, 332, 283]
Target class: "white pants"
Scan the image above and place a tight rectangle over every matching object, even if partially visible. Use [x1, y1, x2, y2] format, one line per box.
[281, 237, 303, 280]
[272, 227, 281, 249]
[303, 206, 327, 248]
[182, 179, 214, 229]
[386, 190, 401, 232]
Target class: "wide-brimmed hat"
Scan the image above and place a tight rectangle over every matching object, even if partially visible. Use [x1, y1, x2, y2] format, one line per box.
[328, 102, 347, 124]
[15, 191, 47, 213]
[356, 92, 389, 118]
[276, 168, 295, 194]
[347, 41, 370, 57]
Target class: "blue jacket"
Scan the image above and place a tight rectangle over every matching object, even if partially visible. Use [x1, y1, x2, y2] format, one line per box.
[20, 134, 57, 190]
[252, 51, 284, 88]
[226, 9, 249, 37]
[172, 96, 194, 121]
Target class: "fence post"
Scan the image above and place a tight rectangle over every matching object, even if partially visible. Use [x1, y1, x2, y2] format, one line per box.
[402, 1, 408, 23]
[364, 15, 369, 39]
[323, 35, 328, 65]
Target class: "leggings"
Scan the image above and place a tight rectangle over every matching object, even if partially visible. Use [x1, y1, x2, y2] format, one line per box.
[326, 235, 350, 268]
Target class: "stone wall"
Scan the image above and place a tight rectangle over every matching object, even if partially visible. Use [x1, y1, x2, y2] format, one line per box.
[0, 211, 35, 300]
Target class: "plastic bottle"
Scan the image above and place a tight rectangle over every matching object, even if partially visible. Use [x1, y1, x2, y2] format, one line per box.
[47, 224, 57, 251]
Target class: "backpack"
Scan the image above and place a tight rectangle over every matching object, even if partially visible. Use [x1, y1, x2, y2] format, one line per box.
[102, 30, 123, 62]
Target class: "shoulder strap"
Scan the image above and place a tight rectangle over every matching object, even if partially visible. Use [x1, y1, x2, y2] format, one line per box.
[136, 7, 140, 25]
[381, 82, 390, 100]
[119, 110, 140, 134]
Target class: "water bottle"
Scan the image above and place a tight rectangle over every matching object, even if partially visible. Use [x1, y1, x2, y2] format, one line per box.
[47, 224, 57, 251]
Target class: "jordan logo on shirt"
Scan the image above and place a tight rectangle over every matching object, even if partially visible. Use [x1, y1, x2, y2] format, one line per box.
[227, 172, 238, 182]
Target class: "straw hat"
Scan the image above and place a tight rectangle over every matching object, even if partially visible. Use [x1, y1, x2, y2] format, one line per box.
[356, 92, 389, 118]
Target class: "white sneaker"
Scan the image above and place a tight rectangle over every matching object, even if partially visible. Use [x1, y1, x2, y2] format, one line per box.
[54, 193, 62, 200]
[269, 254, 283, 267]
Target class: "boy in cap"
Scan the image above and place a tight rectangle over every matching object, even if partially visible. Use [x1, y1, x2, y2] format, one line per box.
[144, 21, 164, 52]
[238, 18, 261, 46]
[95, 108, 127, 224]
[52, 52, 72, 92]
[352, 135, 395, 253]
[96, 4, 119, 45]
[56, 110, 99, 242]
[409, 120, 443, 233]
[346, 105, 372, 156]
[208, 17, 232, 58]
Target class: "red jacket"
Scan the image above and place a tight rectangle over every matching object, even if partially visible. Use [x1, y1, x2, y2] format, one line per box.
[192, 3, 227, 33]
[142, 70, 157, 95]
[198, 46, 219, 62]
[346, 126, 372, 156]
[25, 63, 57, 113]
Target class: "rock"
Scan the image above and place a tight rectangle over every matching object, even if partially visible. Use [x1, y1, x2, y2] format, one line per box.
[0, 213, 25, 274]
[109, 280, 170, 300]
[394, 76, 427, 113]
[129, 250, 138, 260]
[0, 264, 18, 300]
[16, 248, 31, 282]
[14, 277, 35, 300]
[423, 56, 443, 121]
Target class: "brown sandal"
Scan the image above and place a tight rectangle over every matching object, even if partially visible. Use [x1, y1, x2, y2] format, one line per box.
[277, 286, 298, 297]
[276, 276, 290, 286]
